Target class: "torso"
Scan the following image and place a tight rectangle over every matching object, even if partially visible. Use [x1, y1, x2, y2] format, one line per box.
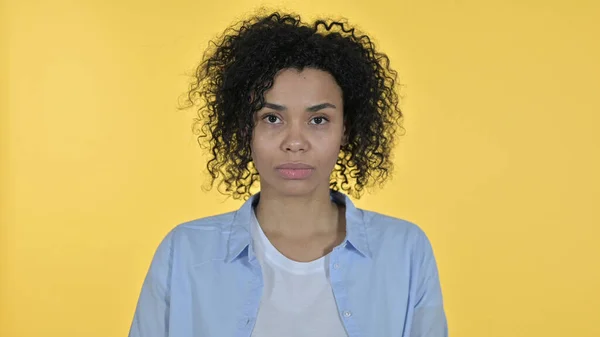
[143, 191, 447, 337]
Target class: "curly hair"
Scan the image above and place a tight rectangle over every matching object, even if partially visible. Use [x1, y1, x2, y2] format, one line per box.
[182, 11, 404, 200]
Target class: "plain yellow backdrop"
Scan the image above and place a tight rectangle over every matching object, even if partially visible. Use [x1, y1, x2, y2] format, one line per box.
[2, 0, 599, 336]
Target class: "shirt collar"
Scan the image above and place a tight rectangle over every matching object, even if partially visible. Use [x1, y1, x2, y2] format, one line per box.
[225, 189, 372, 262]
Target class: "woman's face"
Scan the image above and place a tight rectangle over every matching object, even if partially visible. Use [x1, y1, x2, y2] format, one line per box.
[251, 68, 345, 197]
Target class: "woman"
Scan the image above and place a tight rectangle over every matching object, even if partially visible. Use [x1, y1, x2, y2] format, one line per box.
[130, 11, 448, 337]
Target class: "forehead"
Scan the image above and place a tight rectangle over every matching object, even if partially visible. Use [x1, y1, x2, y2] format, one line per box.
[264, 68, 343, 103]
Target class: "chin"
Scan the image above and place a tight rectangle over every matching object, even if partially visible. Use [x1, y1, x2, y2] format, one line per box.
[263, 179, 321, 197]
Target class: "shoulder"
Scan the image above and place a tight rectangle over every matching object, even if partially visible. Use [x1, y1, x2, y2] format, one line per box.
[154, 210, 238, 264]
[359, 208, 433, 255]
[169, 210, 237, 241]
[362, 208, 426, 238]
[177, 211, 237, 232]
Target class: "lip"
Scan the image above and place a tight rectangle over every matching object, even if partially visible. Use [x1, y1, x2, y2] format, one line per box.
[275, 163, 315, 180]
[275, 163, 315, 169]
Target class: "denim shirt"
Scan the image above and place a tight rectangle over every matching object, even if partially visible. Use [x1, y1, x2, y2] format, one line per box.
[129, 191, 448, 337]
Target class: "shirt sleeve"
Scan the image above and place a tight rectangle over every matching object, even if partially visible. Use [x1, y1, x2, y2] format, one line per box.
[410, 230, 448, 337]
[129, 230, 175, 337]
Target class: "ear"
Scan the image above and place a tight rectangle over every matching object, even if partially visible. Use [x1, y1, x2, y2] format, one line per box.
[341, 126, 348, 146]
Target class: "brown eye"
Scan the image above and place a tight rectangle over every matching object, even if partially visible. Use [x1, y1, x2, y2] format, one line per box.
[309, 116, 329, 125]
[263, 114, 282, 124]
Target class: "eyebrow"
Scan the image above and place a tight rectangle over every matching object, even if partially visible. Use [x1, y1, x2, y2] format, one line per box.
[263, 102, 337, 112]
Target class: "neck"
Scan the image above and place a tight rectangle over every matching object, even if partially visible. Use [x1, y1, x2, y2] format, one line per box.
[254, 186, 344, 238]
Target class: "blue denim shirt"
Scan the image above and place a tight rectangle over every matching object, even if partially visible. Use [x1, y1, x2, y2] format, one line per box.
[129, 191, 448, 337]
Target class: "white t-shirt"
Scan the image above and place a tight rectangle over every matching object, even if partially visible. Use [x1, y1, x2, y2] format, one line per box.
[250, 209, 348, 337]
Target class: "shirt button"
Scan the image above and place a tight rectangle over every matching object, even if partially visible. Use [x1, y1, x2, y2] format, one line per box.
[343, 311, 352, 318]
[333, 263, 340, 269]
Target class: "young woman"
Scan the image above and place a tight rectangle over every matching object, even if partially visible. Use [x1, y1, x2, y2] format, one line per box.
[129, 11, 448, 337]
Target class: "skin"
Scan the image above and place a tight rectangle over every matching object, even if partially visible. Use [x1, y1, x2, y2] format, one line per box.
[251, 68, 347, 262]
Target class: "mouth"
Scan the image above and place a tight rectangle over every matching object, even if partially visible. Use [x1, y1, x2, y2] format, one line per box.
[275, 163, 315, 180]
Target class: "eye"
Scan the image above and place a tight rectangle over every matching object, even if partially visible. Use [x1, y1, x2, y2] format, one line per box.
[263, 114, 282, 124]
[309, 116, 329, 125]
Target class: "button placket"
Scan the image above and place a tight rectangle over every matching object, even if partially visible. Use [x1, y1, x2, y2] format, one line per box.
[237, 257, 262, 335]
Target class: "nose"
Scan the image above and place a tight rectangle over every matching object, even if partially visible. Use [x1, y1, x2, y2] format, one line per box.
[281, 123, 309, 153]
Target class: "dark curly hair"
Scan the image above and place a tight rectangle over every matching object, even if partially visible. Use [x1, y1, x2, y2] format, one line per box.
[182, 11, 404, 200]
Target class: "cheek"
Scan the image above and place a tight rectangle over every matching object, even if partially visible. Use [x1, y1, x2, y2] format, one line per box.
[316, 135, 343, 165]
[250, 133, 272, 165]
[320, 128, 344, 150]
[327, 145, 342, 166]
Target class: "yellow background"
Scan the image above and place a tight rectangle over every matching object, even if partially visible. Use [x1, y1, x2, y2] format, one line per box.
[2, 0, 599, 336]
